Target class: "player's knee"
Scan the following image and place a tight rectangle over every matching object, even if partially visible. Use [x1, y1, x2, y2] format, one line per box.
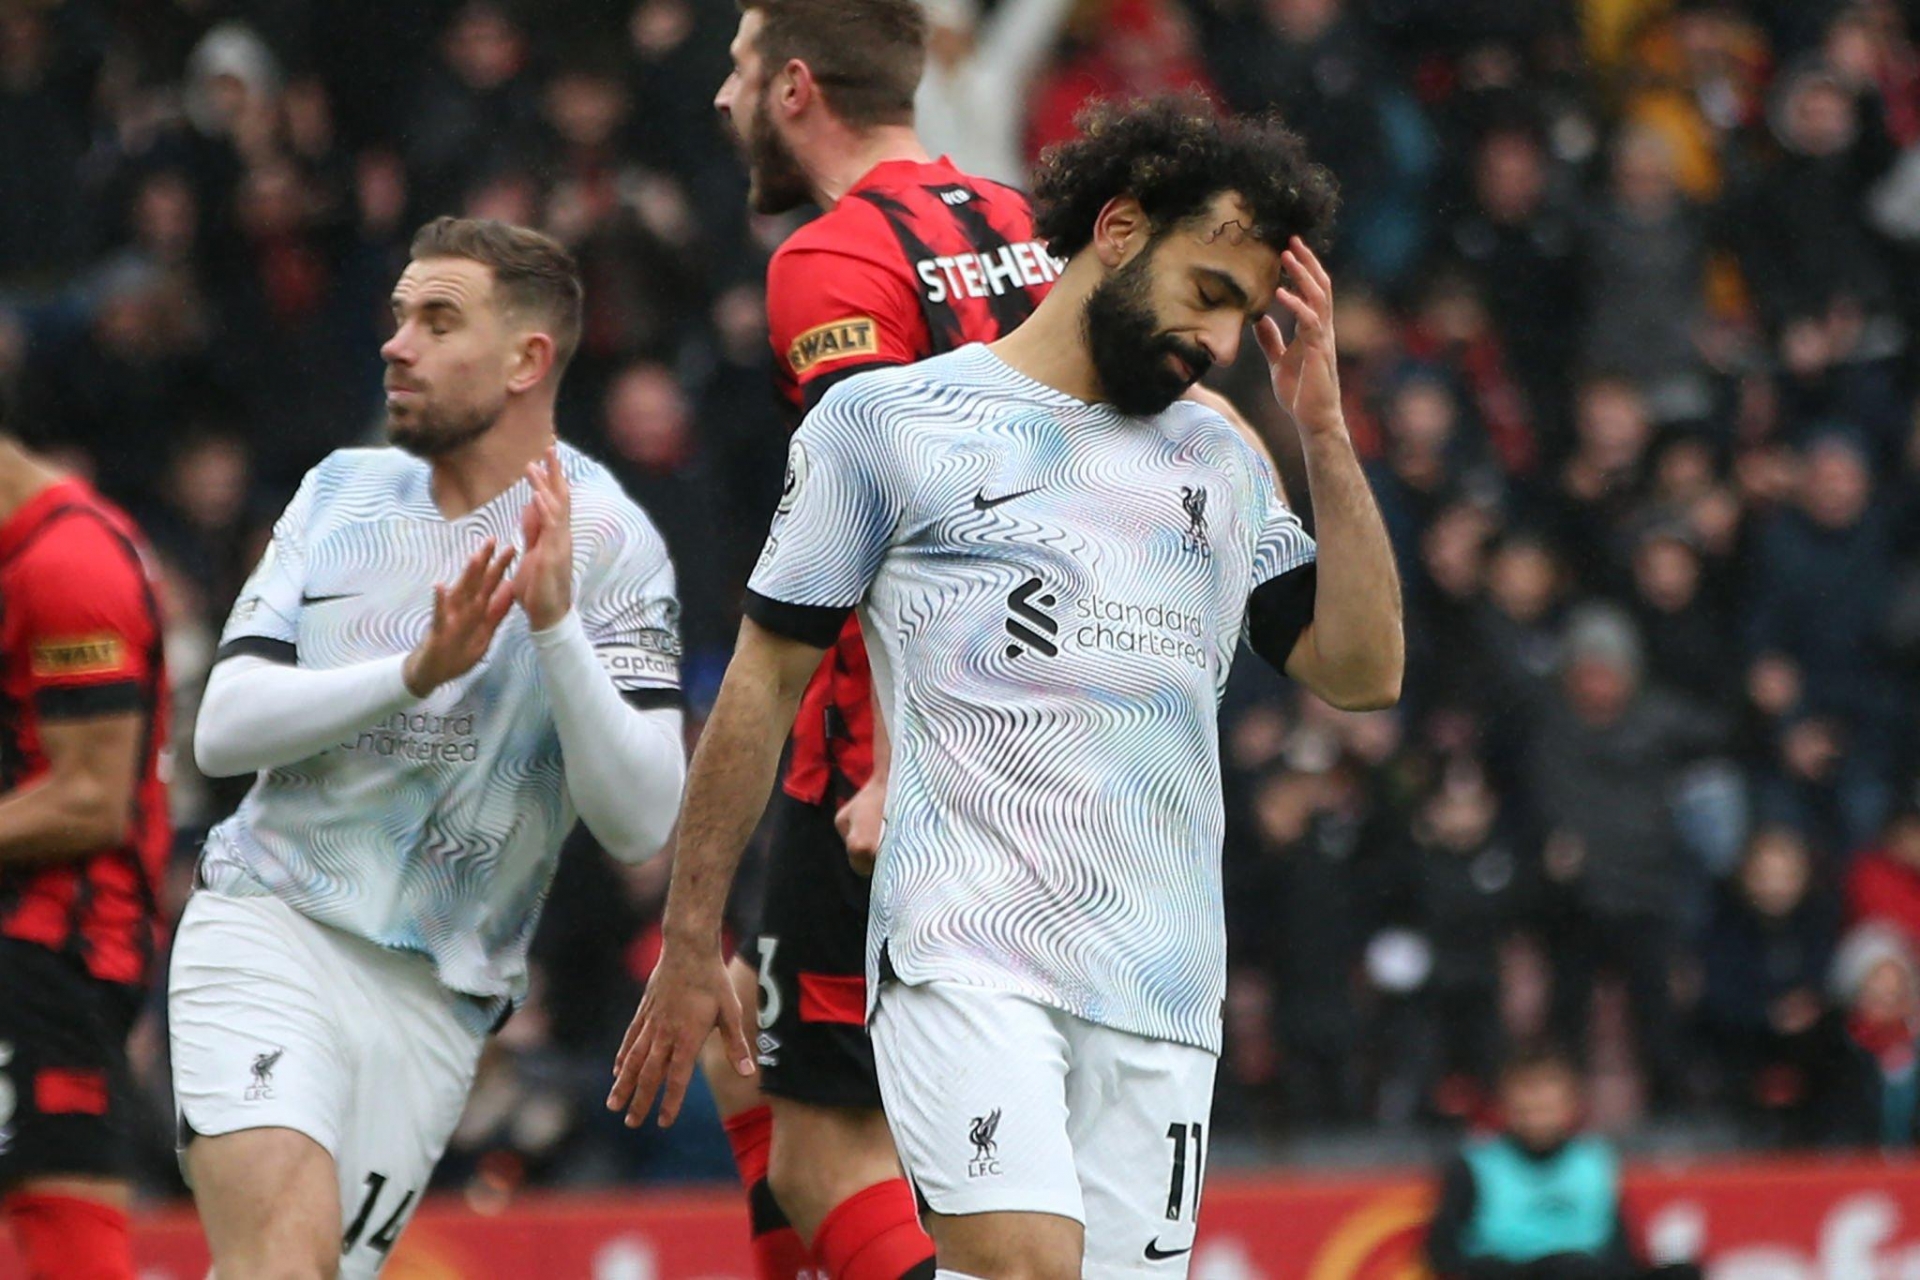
[935, 1245, 1079, 1280]
[766, 1104, 899, 1233]
[927, 1211, 1081, 1280]
[764, 1126, 823, 1224]
[210, 1223, 339, 1280]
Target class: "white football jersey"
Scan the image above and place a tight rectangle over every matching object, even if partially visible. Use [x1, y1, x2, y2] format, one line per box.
[747, 345, 1315, 1052]
[201, 443, 680, 1004]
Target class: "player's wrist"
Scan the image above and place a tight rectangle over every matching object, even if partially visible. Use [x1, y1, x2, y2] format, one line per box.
[661, 917, 723, 953]
[527, 604, 582, 644]
[401, 648, 440, 698]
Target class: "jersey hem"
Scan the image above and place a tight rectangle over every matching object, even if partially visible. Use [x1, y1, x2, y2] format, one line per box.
[869, 948, 1224, 1057]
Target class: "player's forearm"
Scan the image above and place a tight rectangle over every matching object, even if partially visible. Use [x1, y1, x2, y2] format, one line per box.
[0, 775, 129, 864]
[531, 610, 686, 862]
[1297, 426, 1403, 708]
[194, 653, 417, 777]
[660, 625, 817, 947]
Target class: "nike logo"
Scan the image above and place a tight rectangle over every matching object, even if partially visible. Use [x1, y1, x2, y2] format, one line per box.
[972, 486, 1042, 511]
[300, 592, 359, 606]
[1144, 1240, 1194, 1262]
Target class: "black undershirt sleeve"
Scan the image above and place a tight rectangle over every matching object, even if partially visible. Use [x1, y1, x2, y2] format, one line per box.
[743, 589, 851, 650]
[801, 361, 898, 412]
[1244, 562, 1317, 672]
[214, 636, 298, 666]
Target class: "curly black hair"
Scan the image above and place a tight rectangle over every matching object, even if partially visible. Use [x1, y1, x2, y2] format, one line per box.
[1031, 93, 1340, 262]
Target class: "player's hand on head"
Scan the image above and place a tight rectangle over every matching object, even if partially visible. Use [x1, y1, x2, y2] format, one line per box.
[608, 939, 754, 1128]
[513, 444, 575, 632]
[1256, 237, 1343, 439]
[403, 539, 517, 697]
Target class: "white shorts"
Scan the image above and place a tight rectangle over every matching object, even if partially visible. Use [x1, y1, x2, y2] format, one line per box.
[871, 981, 1217, 1279]
[167, 891, 488, 1279]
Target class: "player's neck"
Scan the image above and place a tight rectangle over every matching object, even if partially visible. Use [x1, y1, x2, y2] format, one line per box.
[810, 125, 930, 207]
[427, 413, 555, 520]
[0, 441, 67, 524]
[987, 271, 1106, 405]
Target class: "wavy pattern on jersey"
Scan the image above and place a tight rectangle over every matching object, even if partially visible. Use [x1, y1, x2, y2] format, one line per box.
[753, 347, 1315, 1051]
[202, 444, 680, 1002]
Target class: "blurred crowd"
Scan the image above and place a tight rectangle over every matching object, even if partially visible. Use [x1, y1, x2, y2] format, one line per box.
[9, 0, 1920, 1194]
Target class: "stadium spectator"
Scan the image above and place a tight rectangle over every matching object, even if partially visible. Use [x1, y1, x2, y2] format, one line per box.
[1578, 127, 1714, 429]
[1191, 0, 1436, 285]
[1370, 758, 1523, 1121]
[1443, 121, 1582, 444]
[1847, 801, 1920, 954]
[402, 2, 544, 221]
[915, 0, 1075, 186]
[1820, 924, 1920, 1147]
[1534, 377, 1657, 595]
[1698, 826, 1839, 1138]
[1526, 604, 1722, 1109]
[1745, 432, 1904, 851]
[1425, 1044, 1703, 1280]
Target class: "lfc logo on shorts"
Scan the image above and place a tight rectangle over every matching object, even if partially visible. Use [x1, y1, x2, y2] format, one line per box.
[967, 1107, 1003, 1178]
[245, 1047, 283, 1101]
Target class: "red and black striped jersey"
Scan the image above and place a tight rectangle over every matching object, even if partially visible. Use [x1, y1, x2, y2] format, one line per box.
[0, 478, 170, 986]
[766, 156, 1057, 806]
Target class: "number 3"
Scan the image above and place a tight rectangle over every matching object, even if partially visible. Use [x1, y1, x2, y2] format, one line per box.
[757, 936, 781, 1030]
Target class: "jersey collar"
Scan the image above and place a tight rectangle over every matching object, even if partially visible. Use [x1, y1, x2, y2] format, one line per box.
[845, 155, 961, 201]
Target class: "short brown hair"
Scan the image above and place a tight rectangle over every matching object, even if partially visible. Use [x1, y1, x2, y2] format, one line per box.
[409, 217, 585, 377]
[739, 0, 926, 128]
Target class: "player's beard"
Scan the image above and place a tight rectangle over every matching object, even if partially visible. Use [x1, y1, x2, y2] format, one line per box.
[1083, 247, 1212, 417]
[386, 394, 504, 459]
[743, 98, 812, 214]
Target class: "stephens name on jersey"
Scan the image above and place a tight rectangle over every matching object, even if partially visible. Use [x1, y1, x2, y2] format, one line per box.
[201, 444, 680, 1007]
[745, 346, 1318, 1053]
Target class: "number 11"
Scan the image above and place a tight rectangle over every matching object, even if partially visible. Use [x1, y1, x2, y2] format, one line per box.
[1165, 1121, 1205, 1221]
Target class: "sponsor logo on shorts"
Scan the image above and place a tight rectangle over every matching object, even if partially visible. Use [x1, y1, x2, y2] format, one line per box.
[1144, 1238, 1195, 1261]
[246, 1047, 283, 1102]
[967, 1107, 1003, 1178]
[786, 317, 879, 375]
[31, 633, 126, 678]
[756, 1031, 781, 1067]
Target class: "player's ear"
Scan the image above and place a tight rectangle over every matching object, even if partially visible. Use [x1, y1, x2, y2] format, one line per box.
[1091, 197, 1149, 269]
[507, 331, 555, 395]
[776, 57, 812, 118]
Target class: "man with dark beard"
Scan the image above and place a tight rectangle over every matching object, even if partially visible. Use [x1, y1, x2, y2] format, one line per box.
[684, 7, 1054, 1280]
[168, 218, 688, 1279]
[614, 95, 1402, 1280]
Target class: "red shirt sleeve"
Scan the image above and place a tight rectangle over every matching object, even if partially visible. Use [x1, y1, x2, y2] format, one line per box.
[767, 241, 927, 410]
[6, 520, 156, 720]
